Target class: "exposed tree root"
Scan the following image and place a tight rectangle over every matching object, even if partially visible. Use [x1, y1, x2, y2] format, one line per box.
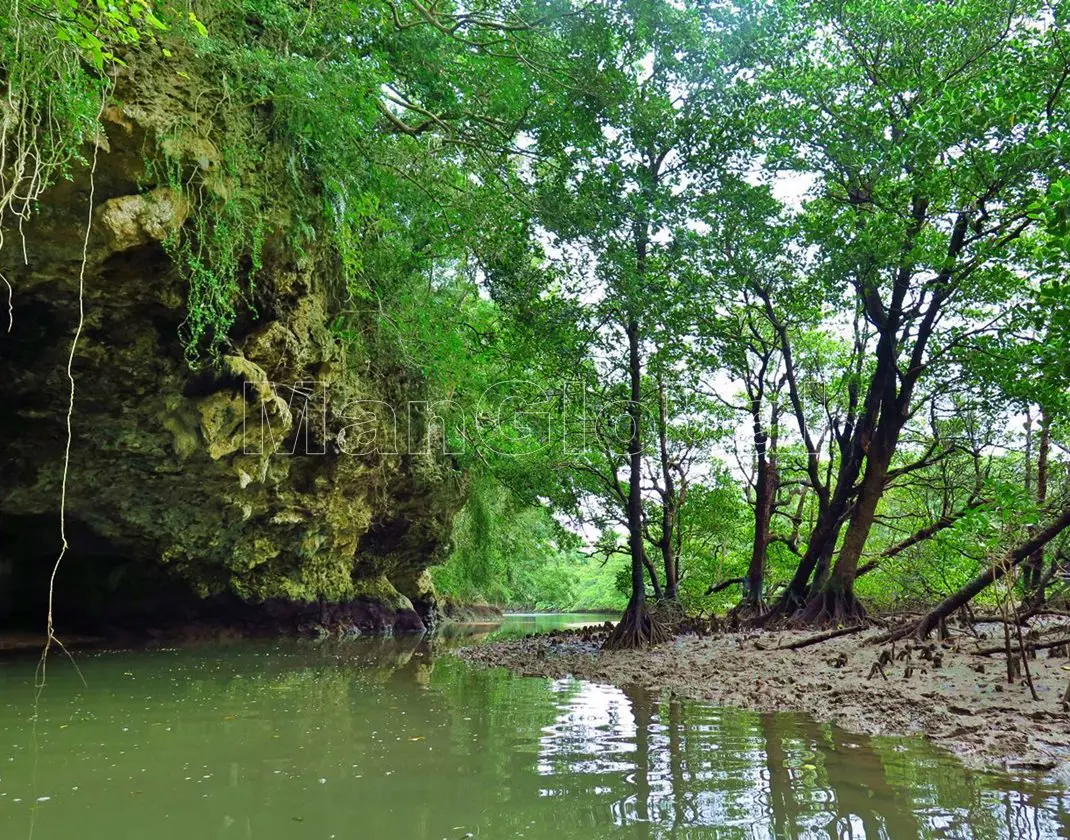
[973, 635, 1070, 656]
[603, 600, 672, 650]
[793, 588, 868, 628]
[651, 596, 688, 628]
[748, 586, 808, 629]
[727, 599, 768, 630]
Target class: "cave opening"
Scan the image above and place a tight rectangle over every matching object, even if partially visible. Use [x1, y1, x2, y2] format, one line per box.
[0, 513, 201, 634]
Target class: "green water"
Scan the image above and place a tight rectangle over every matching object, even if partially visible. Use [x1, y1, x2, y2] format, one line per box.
[0, 618, 1067, 839]
[478, 612, 615, 639]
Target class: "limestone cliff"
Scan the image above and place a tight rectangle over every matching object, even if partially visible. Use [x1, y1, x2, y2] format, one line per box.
[0, 59, 465, 636]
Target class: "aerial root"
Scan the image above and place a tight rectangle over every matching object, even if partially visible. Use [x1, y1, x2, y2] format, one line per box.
[36, 88, 108, 693]
[1, 270, 11, 333]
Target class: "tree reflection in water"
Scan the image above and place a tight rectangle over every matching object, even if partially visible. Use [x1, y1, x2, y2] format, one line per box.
[530, 679, 1068, 839]
[0, 636, 1066, 840]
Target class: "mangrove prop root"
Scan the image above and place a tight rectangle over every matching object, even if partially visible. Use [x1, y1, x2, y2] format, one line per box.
[603, 603, 672, 651]
[793, 589, 868, 628]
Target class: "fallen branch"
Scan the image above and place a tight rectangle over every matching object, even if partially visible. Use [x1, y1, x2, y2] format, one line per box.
[857, 500, 986, 578]
[973, 636, 1070, 656]
[1019, 608, 1070, 621]
[777, 624, 866, 650]
[915, 504, 1070, 638]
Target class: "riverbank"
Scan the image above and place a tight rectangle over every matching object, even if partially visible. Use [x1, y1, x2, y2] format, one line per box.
[457, 622, 1070, 776]
[0, 598, 506, 651]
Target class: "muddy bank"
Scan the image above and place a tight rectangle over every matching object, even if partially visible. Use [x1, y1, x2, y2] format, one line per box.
[458, 623, 1070, 776]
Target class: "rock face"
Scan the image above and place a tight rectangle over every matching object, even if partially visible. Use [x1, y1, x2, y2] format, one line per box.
[0, 77, 464, 636]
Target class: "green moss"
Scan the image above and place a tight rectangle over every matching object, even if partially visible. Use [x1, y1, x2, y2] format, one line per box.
[351, 575, 415, 612]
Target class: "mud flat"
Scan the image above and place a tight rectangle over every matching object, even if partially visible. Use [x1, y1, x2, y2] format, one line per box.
[458, 623, 1070, 777]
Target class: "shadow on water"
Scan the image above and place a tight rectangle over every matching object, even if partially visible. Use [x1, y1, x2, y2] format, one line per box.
[0, 631, 1067, 839]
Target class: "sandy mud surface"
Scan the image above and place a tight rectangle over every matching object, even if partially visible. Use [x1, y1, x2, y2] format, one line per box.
[458, 622, 1070, 776]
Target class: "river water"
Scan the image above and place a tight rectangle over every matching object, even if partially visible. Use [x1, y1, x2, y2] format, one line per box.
[0, 614, 1066, 839]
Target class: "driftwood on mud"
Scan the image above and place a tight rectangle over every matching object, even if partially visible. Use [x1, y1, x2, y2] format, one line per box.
[972, 635, 1070, 657]
[777, 624, 866, 650]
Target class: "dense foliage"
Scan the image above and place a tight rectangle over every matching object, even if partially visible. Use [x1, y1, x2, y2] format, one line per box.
[5, 0, 1070, 631]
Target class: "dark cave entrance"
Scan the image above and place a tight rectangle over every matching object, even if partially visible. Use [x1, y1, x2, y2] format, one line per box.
[0, 513, 200, 633]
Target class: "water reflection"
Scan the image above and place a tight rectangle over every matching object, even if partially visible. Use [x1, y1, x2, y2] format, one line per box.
[435, 612, 614, 642]
[535, 680, 1070, 839]
[0, 635, 1066, 839]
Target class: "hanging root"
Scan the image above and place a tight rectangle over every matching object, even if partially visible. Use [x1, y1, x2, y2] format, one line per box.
[0, 25, 94, 337]
[603, 601, 673, 651]
[1, 270, 11, 333]
[33, 90, 107, 696]
[793, 588, 868, 629]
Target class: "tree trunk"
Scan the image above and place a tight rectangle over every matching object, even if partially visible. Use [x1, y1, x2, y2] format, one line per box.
[644, 552, 664, 601]
[604, 316, 668, 649]
[915, 503, 1070, 638]
[799, 322, 905, 625]
[604, 178, 671, 650]
[1024, 410, 1050, 599]
[766, 458, 858, 619]
[771, 515, 838, 615]
[656, 373, 678, 601]
[746, 441, 775, 610]
[745, 392, 780, 611]
[798, 443, 890, 624]
[769, 413, 870, 618]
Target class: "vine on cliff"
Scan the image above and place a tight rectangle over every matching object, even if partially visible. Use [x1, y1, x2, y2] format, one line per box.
[148, 135, 267, 364]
